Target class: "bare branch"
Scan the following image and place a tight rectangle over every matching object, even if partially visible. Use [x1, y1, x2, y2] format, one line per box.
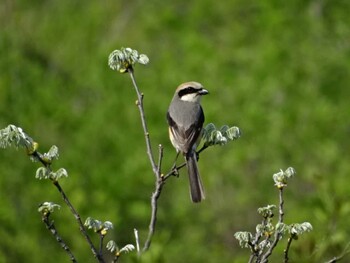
[157, 144, 164, 176]
[128, 67, 158, 176]
[32, 151, 103, 262]
[126, 67, 165, 252]
[325, 242, 350, 263]
[134, 228, 140, 255]
[260, 188, 285, 263]
[99, 233, 105, 260]
[142, 176, 165, 252]
[41, 212, 77, 262]
[284, 235, 294, 263]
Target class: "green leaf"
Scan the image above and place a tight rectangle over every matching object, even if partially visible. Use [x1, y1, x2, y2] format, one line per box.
[108, 47, 149, 73]
[42, 145, 59, 163]
[85, 217, 113, 234]
[50, 168, 68, 181]
[202, 123, 241, 147]
[35, 167, 50, 179]
[234, 231, 252, 248]
[38, 202, 61, 214]
[289, 222, 313, 236]
[119, 244, 135, 254]
[273, 167, 296, 188]
[257, 205, 276, 218]
[106, 240, 118, 253]
[0, 125, 35, 151]
[222, 126, 241, 141]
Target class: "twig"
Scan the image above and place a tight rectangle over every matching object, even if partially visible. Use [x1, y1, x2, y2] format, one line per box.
[284, 235, 294, 263]
[162, 162, 187, 180]
[157, 144, 163, 176]
[260, 188, 285, 263]
[127, 67, 164, 252]
[42, 212, 77, 262]
[248, 218, 266, 263]
[162, 145, 209, 181]
[325, 242, 350, 263]
[53, 180, 104, 262]
[128, 67, 158, 175]
[134, 228, 140, 255]
[142, 176, 165, 252]
[99, 233, 105, 260]
[33, 151, 103, 262]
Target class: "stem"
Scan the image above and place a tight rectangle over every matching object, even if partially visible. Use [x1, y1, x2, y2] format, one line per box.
[162, 162, 187, 180]
[284, 235, 294, 263]
[260, 188, 285, 263]
[134, 228, 140, 255]
[99, 233, 105, 260]
[53, 181, 104, 262]
[127, 67, 165, 253]
[128, 67, 158, 175]
[157, 144, 163, 176]
[42, 212, 77, 262]
[33, 151, 103, 262]
[142, 177, 165, 252]
[325, 241, 350, 263]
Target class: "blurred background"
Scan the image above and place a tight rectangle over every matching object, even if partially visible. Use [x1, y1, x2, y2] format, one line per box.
[1, 0, 350, 262]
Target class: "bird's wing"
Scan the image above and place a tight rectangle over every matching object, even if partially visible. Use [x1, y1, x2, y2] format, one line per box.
[167, 106, 204, 154]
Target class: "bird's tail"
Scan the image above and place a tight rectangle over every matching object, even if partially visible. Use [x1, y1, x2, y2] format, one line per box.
[186, 153, 205, 203]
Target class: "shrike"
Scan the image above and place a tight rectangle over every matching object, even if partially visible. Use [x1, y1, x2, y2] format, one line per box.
[166, 81, 208, 203]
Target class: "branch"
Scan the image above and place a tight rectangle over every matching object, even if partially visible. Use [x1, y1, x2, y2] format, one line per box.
[284, 235, 295, 263]
[325, 242, 350, 263]
[128, 67, 158, 175]
[99, 233, 105, 260]
[162, 146, 209, 181]
[54, 178, 104, 262]
[41, 211, 77, 262]
[260, 188, 285, 262]
[33, 152, 104, 263]
[126, 67, 165, 253]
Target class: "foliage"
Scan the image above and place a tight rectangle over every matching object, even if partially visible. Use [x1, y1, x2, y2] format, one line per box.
[234, 167, 313, 262]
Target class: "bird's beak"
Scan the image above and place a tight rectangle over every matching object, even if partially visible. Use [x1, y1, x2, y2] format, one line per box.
[199, 89, 209, 95]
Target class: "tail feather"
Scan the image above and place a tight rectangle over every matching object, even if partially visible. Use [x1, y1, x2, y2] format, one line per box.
[186, 153, 205, 203]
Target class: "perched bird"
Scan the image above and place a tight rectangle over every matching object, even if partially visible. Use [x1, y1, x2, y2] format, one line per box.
[166, 81, 209, 203]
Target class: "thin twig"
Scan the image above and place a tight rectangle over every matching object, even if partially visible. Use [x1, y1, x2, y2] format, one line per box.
[162, 145, 209, 181]
[157, 144, 163, 176]
[162, 162, 187, 180]
[284, 235, 294, 263]
[260, 188, 285, 263]
[99, 233, 105, 260]
[42, 212, 77, 262]
[134, 228, 140, 255]
[128, 67, 158, 175]
[112, 254, 120, 263]
[127, 67, 164, 252]
[248, 241, 257, 263]
[142, 176, 165, 252]
[53, 181, 104, 262]
[248, 218, 266, 263]
[33, 151, 103, 262]
[325, 242, 350, 263]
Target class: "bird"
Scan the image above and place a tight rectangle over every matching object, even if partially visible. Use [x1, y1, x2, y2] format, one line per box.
[166, 81, 209, 203]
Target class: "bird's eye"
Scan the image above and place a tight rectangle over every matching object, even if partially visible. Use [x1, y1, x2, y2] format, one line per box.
[178, 87, 197, 97]
[186, 87, 196, 93]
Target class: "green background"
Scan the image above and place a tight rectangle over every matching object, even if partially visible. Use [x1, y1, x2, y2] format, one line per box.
[1, 0, 350, 262]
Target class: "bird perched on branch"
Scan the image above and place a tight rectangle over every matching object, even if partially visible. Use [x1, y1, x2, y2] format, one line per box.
[167, 81, 209, 203]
